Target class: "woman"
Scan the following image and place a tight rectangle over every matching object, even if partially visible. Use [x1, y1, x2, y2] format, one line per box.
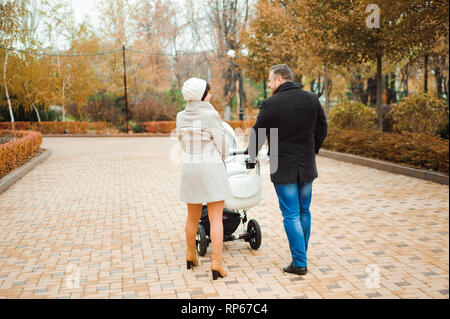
[176, 77, 233, 280]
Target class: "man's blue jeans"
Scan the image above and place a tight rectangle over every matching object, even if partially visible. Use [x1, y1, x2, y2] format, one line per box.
[273, 180, 313, 267]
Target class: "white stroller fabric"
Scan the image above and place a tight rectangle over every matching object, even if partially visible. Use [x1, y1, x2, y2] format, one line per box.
[222, 121, 262, 210]
[225, 174, 262, 210]
[222, 121, 249, 176]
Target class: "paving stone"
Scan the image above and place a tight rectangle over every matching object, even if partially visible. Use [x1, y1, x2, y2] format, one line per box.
[0, 137, 447, 299]
[34, 288, 47, 294]
[395, 282, 412, 287]
[423, 272, 437, 277]
[327, 284, 341, 290]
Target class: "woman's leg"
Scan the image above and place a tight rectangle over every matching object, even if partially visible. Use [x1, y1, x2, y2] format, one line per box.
[207, 200, 227, 279]
[186, 203, 202, 268]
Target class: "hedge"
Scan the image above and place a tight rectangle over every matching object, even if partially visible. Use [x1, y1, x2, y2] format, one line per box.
[0, 121, 117, 134]
[323, 128, 449, 173]
[0, 130, 43, 178]
[30, 121, 89, 134]
[142, 121, 177, 134]
[0, 120, 258, 134]
[0, 122, 31, 130]
[141, 120, 257, 133]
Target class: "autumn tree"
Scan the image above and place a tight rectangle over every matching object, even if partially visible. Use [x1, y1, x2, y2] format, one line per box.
[240, 0, 332, 103]
[128, 0, 175, 98]
[0, 0, 27, 128]
[187, 0, 251, 116]
[315, 0, 448, 131]
[239, 0, 286, 94]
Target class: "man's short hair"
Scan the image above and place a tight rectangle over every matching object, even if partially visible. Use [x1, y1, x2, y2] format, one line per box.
[269, 64, 293, 81]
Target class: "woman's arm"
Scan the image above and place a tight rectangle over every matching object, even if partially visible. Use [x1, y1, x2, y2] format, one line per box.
[209, 111, 230, 161]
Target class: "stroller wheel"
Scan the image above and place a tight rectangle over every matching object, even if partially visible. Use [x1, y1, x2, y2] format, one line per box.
[196, 224, 208, 257]
[247, 219, 262, 250]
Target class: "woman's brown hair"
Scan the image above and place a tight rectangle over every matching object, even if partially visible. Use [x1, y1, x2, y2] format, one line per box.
[201, 82, 210, 101]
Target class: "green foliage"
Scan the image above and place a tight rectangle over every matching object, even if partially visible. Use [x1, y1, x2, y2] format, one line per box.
[0, 102, 59, 121]
[392, 93, 449, 135]
[437, 119, 449, 140]
[81, 91, 125, 128]
[329, 101, 377, 130]
[129, 121, 144, 133]
[162, 84, 185, 111]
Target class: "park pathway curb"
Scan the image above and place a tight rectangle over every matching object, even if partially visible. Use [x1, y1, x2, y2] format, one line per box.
[318, 149, 449, 185]
[0, 148, 52, 195]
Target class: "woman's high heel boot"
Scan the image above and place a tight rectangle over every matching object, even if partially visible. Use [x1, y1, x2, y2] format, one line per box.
[211, 252, 227, 280]
[186, 247, 198, 269]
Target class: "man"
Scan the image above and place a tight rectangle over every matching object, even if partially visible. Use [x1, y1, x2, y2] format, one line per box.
[245, 64, 328, 275]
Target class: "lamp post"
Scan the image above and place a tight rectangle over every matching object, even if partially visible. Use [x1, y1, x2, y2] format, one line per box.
[122, 44, 129, 133]
[227, 49, 244, 121]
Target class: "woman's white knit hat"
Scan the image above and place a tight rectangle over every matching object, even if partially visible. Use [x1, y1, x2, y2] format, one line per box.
[182, 77, 207, 101]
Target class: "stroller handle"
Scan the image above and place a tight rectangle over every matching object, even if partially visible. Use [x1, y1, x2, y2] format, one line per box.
[229, 150, 248, 156]
[228, 149, 258, 169]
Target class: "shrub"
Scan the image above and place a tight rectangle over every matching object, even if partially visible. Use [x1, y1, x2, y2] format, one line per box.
[141, 120, 256, 134]
[226, 120, 256, 130]
[0, 122, 31, 130]
[31, 121, 65, 134]
[89, 121, 106, 134]
[30, 121, 90, 134]
[83, 92, 125, 128]
[392, 93, 449, 135]
[437, 119, 449, 139]
[130, 121, 144, 133]
[0, 130, 43, 178]
[142, 121, 176, 133]
[162, 86, 185, 111]
[130, 97, 178, 123]
[382, 104, 395, 132]
[65, 122, 89, 134]
[323, 128, 449, 173]
[329, 101, 377, 130]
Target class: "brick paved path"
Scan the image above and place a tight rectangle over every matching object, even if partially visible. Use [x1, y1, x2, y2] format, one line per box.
[0, 137, 448, 299]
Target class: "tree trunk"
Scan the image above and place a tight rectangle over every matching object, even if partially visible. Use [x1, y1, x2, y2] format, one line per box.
[324, 60, 329, 118]
[376, 54, 383, 131]
[367, 77, 377, 106]
[384, 74, 389, 104]
[32, 103, 41, 122]
[434, 56, 444, 99]
[3, 53, 14, 131]
[424, 54, 429, 93]
[402, 63, 409, 97]
[350, 71, 363, 103]
[390, 72, 397, 104]
[224, 64, 236, 112]
[236, 76, 242, 121]
[238, 72, 246, 109]
[385, 73, 397, 104]
[444, 77, 449, 106]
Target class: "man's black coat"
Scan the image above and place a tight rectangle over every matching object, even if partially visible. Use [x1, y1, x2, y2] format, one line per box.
[245, 82, 328, 184]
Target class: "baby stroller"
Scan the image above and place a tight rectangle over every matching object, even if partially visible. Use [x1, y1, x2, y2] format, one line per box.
[196, 122, 263, 256]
